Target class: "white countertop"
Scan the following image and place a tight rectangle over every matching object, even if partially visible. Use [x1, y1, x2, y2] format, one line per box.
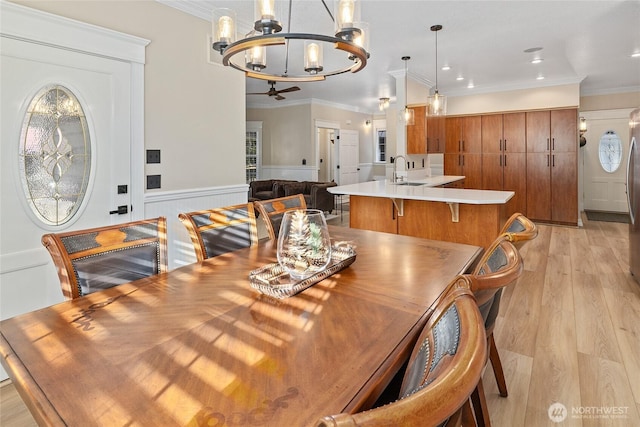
[328, 177, 514, 205]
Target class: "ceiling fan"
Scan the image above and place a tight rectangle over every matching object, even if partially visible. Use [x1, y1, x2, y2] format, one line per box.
[247, 80, 300, 100]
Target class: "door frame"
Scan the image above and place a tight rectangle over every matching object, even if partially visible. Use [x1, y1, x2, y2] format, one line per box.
[315, 119, 340, 182]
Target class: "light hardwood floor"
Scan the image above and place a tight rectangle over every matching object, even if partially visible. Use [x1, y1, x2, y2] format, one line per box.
[2, 212, 639, 426]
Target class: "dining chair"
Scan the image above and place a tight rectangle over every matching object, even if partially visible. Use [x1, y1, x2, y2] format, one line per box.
[315, 276, 487, 427]
[42, 217, 168, 300]
[499, 212, 538, 250]
[253, 194, 307, 240]
[178, 203, 259, 262]
[466, 235, 524, 427]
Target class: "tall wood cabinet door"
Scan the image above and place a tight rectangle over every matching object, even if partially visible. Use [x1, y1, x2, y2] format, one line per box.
[551, 152, 578, 223]
[444, 153, 464, 188]
[551, 109, 577, 153]
[427, 116, 444, 153]
[526, 153, 551, 221]
[461, 153, 483, 189]
[481, 114, 503, 154]
[504, 152, 527, 215]
[482, 153, 503, 190]
[503, 112, 526, 153]
[445, 117, 462, 152]
[407, 105, 427, 154]
[526, 110, 551, 153]
[461, 116, 482, 153]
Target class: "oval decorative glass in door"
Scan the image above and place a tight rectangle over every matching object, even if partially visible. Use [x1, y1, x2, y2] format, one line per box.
[598, 130, 623, 173]
[19, 85, 92, 226]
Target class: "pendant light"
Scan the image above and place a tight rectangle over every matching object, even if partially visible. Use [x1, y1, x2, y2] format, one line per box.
[402, 56, 415, 125]
[426, 25, 447, 116]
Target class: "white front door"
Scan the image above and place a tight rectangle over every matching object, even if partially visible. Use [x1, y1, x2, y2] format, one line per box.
[337, 129, 359, 185]
[1, 25, 137, 316]
[582, 110, 632, 213]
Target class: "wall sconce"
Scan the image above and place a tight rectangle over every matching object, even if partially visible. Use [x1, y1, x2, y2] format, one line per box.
[365, 119, 371, 126]
[579, 116, 587, 147]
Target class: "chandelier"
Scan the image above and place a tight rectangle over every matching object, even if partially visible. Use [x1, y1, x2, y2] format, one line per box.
[211, 0, 370, 82]
[426, 24, 447, 116]
[378, 97, 390, 111]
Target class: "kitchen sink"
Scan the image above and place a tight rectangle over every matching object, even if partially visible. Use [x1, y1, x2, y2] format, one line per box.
[394, 182, 425, 186]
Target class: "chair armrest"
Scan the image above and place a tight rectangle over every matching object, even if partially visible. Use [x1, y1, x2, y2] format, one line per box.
[249, 180, 274, 198]
[310, 182, 337, 212]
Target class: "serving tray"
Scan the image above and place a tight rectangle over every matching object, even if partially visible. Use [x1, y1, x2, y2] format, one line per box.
[249, 244, 356, 299]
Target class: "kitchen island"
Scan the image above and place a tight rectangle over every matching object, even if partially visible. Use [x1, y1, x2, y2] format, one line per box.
[328, 178, 514, 249]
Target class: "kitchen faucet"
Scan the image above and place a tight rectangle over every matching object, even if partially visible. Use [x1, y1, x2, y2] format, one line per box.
[393, 155, 407, 183]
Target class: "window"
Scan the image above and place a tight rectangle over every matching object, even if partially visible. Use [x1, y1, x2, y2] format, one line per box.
[598, 130, 623, 173]
[246, 122, 262, 183]
[373, 119, 387, 163]
[19, 85, 92, 226]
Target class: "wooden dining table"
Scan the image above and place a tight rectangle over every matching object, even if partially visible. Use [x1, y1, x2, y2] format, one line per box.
[0, 226, 482, 427]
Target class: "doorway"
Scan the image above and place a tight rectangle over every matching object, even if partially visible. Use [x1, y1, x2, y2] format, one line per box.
[0, 3, 147, 325]
[581, 109, 633, 213]
[315, 120, 340, 182]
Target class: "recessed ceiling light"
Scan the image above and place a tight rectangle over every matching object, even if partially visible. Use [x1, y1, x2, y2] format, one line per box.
[632, 52, 640, 58]
[467, 82, 475, 89]
[441, 65, 451, 71]
[531, 58, 543, 64]
[456, 76, 464, 81]
[537, 75, 545, 80]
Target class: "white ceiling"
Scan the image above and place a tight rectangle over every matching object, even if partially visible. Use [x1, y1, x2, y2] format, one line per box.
[162, 0, 640, 113]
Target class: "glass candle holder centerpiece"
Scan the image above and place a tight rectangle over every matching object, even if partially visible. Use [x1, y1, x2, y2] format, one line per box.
[277, 209, 332, 280]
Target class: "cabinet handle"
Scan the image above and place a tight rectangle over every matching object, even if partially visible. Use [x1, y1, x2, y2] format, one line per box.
[504, 139, 507, 151]
[552, 137, 555, 151]
[499, 139, 502, 151]
[462, 155, 465, 166]
[547, 154, 550, 167]
[547, 138, 550, 151]
[504, 154, 507, 167]
[392, 202, 395, 220]
[552, 154, 555, 167]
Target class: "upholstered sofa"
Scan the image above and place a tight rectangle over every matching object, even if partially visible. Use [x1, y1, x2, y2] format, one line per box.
[249, 179, 337, 213]
[249, 179, 296, 201]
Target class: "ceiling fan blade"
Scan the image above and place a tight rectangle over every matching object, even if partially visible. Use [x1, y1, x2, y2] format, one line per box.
[247, 91, 269, 95]
[276, 86, 300, 94]
[275, 95, 285, 100]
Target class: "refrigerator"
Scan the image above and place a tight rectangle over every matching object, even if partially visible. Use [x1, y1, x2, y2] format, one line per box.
[628, 108, 640, 284]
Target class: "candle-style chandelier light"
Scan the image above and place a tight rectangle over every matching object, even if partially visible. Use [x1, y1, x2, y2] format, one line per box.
[212, 0, 370, 82]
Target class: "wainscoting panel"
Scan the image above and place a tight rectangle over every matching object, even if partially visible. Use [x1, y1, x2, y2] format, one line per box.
[144, 184, 249, 269]
[260, 166, 317, 181]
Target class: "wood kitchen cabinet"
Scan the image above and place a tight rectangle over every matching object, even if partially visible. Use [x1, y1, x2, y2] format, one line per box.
[426, 116, 445, 153]
[525, 109, 578, 225]
[481, 112, 527, 216]
[406, 105, 427, 154]
[444, 116, 482, 188]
